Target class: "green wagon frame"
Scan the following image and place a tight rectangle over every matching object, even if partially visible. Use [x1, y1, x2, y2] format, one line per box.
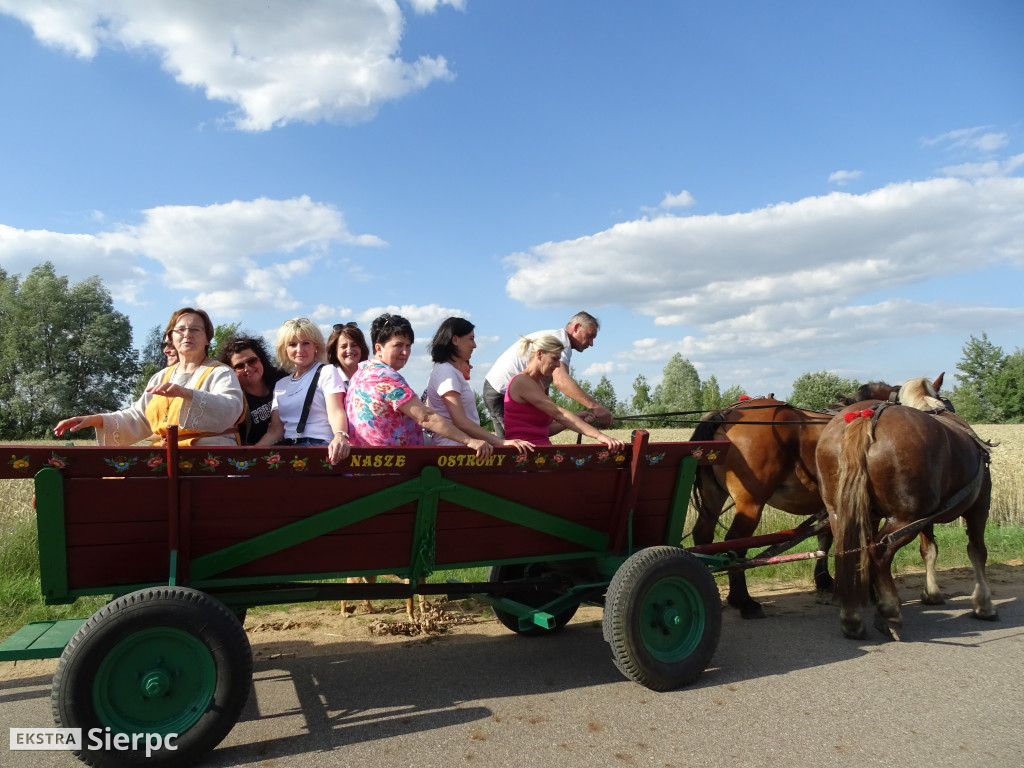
[1, 430, 764, 767]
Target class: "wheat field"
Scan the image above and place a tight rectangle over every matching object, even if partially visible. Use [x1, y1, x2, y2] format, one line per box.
[555, 423, 1024, 527]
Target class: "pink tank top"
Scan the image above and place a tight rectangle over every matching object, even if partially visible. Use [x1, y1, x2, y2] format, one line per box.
[503, 373, 552, 445]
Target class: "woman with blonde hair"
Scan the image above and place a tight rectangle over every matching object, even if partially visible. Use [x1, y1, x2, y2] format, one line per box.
[504, 335, 624, 450]
[255, 317, 351, 465]
[55, 307, 243, 446]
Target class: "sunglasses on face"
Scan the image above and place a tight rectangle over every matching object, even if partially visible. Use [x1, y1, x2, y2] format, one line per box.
[231, 356, 259, 371]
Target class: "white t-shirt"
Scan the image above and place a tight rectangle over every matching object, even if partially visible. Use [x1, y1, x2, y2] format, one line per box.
[484, 328, 572, 393]
[272, 364, 347, 441]
[424, 361, 479, 446]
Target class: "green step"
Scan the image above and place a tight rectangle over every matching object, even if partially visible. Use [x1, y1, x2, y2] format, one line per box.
[0, 619, 85, 661]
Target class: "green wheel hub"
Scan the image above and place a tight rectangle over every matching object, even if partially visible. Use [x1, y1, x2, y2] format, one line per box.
[639, 576, 706, 662]
[94, 627, 216, 736]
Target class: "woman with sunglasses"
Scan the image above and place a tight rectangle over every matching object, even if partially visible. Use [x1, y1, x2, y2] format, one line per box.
[326, 321, 370, 382]
[218, 334, 287, 445]
[254, 317, 351, 465]
[55, 307, 243, 446]
[162, 333, 179, 366]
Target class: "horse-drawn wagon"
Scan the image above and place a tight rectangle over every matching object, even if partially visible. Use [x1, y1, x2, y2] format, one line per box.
[2, 429, 813, 767]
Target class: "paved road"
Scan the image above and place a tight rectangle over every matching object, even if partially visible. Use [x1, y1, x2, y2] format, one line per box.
[3, 568, 1022, 768]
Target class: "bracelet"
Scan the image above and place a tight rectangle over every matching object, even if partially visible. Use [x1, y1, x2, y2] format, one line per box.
[334, 430, 349, 439]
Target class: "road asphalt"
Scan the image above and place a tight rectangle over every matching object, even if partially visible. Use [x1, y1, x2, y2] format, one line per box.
[2, 566, 1022, 768]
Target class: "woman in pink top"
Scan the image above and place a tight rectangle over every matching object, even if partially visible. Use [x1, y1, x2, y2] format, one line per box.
[504, 335, 624, 450]
[345, 313, 493, 458]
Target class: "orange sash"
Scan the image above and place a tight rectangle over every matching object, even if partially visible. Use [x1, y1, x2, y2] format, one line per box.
[145, 363, 241, 446]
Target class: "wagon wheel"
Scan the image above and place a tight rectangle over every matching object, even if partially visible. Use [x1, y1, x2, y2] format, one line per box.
[52, 587, 252, 768]
[603, 546, 721, 691]
[487, 563, 579, 636]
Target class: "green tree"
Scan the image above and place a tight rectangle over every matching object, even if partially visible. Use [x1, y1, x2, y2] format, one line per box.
[631, 373, 653, 413]
[950, 333, 1005, 422]
[475, 390, 494, 431]
[629, 373, 656, 428]
[549, 366, 591, 413]
[592, 375, 619, 416]
[652, 354, 702, 421]
[721, 384, 746, 405]
[790, 371, 860, 411]
[985, 348, 1024, 423]
[130, 324, 167, 401]
[701, 374, 722, 412]
[0, 263, 138, 439]
[209, 321, 242, 360]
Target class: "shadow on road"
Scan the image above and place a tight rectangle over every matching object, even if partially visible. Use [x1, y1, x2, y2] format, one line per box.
[205, 567, 1021, 766]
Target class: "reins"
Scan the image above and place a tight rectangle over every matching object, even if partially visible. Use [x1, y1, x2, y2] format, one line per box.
[612, 402, 839, 427]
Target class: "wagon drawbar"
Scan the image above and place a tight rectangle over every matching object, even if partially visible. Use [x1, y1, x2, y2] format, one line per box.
[0, 429, 816, 767]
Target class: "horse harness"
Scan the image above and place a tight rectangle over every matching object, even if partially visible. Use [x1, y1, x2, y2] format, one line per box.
[866, 401, 993, 547]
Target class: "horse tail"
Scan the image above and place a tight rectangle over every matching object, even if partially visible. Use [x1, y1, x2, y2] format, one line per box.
[833, 417, 875, 608]
[690, 411, 727, 526]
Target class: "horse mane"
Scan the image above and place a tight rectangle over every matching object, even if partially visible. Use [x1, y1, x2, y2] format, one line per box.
[897, 377, 947, 412]
[827, 381, 894, 412]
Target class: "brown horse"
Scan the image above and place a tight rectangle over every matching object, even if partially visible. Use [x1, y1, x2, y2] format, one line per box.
[816, 398, 996, 640]
[689, 376, 944, 619]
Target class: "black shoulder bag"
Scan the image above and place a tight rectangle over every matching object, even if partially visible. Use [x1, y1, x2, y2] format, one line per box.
[277, 364, 325, 445]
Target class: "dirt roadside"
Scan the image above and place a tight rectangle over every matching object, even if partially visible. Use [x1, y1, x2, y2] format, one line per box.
[247, 558, 1024, 651]
[3, 561, 1021, 682]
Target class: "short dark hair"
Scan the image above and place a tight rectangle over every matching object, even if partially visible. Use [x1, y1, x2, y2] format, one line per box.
[429, 316, 475, 364]
[218, 334, 283, 391]
[370, 313, 414, 349]
[327, 322, 370, 368]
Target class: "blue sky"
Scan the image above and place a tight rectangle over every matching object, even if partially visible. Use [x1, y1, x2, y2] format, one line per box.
[1, 0, 1022, 407]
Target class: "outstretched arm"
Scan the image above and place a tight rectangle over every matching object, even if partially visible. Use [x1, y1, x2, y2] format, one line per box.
[401, 398, 494, 460]
[511, 375, 623, 452]
[552, 363, 613, 427]
[441, 391, 533, 454]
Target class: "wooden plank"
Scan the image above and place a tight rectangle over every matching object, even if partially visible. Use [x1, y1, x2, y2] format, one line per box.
[0, 619, 85, 661]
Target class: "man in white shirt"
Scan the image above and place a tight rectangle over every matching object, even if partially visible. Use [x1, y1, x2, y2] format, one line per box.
[483, 311, 613, 438]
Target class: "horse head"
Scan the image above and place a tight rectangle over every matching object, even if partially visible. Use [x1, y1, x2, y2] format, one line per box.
[897, 377, 948, 412]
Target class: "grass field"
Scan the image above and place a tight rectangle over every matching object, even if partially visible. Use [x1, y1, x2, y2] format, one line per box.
[1, 424, 1022, 636]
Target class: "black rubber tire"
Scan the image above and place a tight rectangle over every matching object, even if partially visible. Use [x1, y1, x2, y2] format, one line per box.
[487, 563, 579, 636]
[603, 546, 721, 691]
[52, 587, 252, 768]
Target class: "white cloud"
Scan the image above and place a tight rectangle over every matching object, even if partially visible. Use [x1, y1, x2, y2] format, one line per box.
[922, 127, 1009, 154]
[0, 0, 458, 130]
[942, 153, 1024, 180]
[659, 190, 695, 209]
[505, 176, 1024, 328]
[620, 299, 1024, 370]
[828, 169, 862, 185]
[406, 0, 465, 12]
[583, 361, 628, 377]
[0, 196, 385, 316]
[358, 303, 469, 333]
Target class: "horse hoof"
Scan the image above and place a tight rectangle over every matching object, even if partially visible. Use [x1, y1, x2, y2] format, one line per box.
[972, 609, 999, 622]
[739, 603, 766, 620]
[815, 577, 835, 594]
[920, 592, 945, 606]
[841, 623, 867, 640]
[873, 613, 902, 641]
